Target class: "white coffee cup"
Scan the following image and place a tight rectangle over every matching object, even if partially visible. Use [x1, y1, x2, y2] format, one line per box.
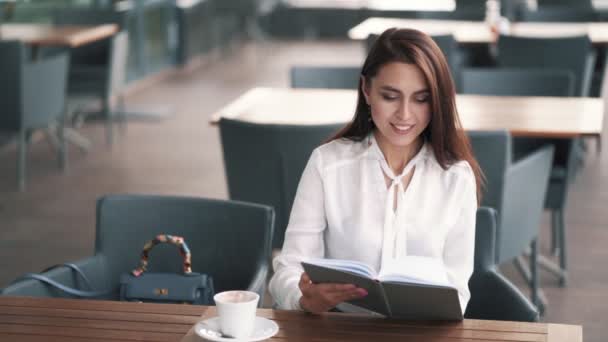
[213, 290, 260, 339]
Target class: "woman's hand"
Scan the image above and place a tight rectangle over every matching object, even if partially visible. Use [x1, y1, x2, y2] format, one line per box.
[298, 272, 368, 314]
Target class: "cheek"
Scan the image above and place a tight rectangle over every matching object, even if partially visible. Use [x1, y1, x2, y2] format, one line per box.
[371, 101, 396, 122]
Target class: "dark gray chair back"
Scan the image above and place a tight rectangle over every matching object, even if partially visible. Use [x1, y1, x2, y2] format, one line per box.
[219, 118, 342, 249]
[537, 0, 593, 9]
[497, 146, 553, 263]
[467, 130, 511, 214]
[497, 35, 594, 97]
[461, 68, 575, 97]
[465, 207, 539, 321]
[52, 8, 129, 66]
[95, 195, 274, 296]
[0, 41, 25, 131]
[520, 8, 599, 22]
[290, 66, 360, 89]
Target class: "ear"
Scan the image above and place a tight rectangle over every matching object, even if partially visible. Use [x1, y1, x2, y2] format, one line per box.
[361, 75, 371, 105]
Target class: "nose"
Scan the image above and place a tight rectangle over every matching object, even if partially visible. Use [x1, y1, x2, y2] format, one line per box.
[396, 99, 413, 121]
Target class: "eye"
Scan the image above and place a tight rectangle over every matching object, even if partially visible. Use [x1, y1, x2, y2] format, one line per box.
[415, 94, 430, 103]
[381, 93, 398, 101]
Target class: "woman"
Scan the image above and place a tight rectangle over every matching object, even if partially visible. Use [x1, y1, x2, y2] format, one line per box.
[269, 28, 483, 315]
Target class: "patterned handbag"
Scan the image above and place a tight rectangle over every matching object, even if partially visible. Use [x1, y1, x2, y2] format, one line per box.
[119, 234, 215, 305]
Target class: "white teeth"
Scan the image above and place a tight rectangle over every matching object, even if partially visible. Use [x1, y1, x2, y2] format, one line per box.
[393, 124, 412, 130]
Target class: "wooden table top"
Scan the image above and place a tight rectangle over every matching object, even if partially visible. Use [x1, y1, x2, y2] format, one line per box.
[0, 23, 118, 47]
[348, 17, 608, 45]
[210, 88, 604, 138]
[0, 296, 582, 342]
[282, 0, 455, 11]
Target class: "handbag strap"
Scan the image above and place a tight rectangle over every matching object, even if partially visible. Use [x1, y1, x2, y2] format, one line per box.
[132, 234, 192, 277]
[40, 263, 94, 290]
[9, 273, 113, 298]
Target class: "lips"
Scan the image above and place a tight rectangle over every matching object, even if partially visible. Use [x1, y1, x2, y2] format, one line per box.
[390, 123, 414, 134]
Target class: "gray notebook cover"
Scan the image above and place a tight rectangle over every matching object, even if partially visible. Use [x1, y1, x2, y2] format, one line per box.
[302, 262, 462, 320]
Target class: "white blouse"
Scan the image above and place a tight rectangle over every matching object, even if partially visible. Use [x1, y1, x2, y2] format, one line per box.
[269, 134, 477, 314]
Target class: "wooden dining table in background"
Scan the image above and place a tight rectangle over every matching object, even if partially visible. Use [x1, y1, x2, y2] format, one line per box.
[211, 88, 604, 139]
[0, 23, 118, 49]
[0, 296, 582, 341]
[348, 17, 608, 45]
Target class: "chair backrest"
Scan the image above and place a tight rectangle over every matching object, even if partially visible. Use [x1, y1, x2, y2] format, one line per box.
[537, 0, 593, 9]
[496, 145, 554, 263]
[520, 8, 599, 22]
[461, 68, 575, 97]
[417, 8, 485, 21]
[290, 66, 360, 90]
[219, 118, 342, 249]
[464, 207, 539, 321]
[52, 8, 129, 66]
[497, 35, 594, 96]
[0, 41, 24, 131]
[94, 195, 275, 296]
[22, 53, 69, 129]
[108, 31, 129, 98]
[0, 41, 68, 131]
[466, 130, 511, 213]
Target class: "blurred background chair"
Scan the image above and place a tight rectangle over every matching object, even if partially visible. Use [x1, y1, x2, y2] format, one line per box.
[462, 68, 577, 287]
[467, 130, 554, 312]
[465, 207, 539, 322]
[0, 41, 69, 191]
[290, 65, 360, 89]
[460, 68, 574, 97]
[520, 8, 599, 22]
[52, 8, 130, 146]
[536, 0, 593, 9]
[1, 195, 275, 306]
[219, 118, 342, 250]
[497, 35, 594, 97]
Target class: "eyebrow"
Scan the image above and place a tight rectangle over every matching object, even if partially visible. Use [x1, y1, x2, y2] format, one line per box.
[379, 85, 430, 95]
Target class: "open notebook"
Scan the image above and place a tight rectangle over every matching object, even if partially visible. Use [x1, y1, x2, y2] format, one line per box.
[302, 256, 462, 320]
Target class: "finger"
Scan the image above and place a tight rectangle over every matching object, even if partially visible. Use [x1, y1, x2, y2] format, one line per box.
[328, 288, 368, 305]
[317, 283, 357, 293]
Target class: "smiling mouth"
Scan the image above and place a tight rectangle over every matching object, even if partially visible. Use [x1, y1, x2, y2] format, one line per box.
[391, 123, 414, 134]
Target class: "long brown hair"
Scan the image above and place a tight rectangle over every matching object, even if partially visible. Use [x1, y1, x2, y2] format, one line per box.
[331, 28, 484, 201]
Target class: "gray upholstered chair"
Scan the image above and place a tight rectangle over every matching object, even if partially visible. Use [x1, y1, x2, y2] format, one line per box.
[465, 207, 539, 322]
[52, 9, 130, 146]
[520, 8, 599, 22]
[460, 68, 575, 97]
[1, 195, 275, 306]
[219, 118, 342, 249]
[290, 65, 360, 90]
[467, 130, 554, 312]
[537, 0, 593, 9]
[462, 68, 577, 287]
[0, 41, 69, 191]
[497, 35, 594, 97]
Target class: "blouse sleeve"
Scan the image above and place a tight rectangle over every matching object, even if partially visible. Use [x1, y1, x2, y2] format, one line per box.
[269, 148, 328, 310]
[443, 164, 477, 314]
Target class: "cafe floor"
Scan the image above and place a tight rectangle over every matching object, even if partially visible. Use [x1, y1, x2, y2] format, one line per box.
[0, 39, 606, 342]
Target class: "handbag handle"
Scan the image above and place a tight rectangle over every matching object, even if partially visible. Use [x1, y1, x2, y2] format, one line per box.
[132, 234, 192, 277]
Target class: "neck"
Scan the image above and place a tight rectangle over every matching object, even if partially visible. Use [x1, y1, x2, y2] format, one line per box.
[374, 131, 423, 175]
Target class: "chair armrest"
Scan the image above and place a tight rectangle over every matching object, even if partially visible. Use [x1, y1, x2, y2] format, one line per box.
[21, 53, 69, 128]
[1, 255, 111, 298]
[496, 145, 554, 264]
[582, 50, 597, 97]
[246, 263, 269, 307]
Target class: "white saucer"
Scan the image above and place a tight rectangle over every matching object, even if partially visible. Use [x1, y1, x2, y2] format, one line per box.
[195, 316, 279, 342]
